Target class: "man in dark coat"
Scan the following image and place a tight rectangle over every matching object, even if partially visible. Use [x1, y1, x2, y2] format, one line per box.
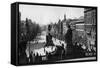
[65, 25, 73, 55]
[65, 25, 72, 45]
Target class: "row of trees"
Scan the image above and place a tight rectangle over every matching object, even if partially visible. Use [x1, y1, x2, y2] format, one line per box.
[18, 12, 42, 64]
[19, 18, 41, 43]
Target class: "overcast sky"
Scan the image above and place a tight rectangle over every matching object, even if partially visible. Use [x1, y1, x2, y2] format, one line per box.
[19, 4, 84, 25]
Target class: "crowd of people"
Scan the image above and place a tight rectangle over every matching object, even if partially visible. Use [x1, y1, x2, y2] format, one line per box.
[44, 24, 73, 57]
[44, 24, 88, 58]
[20, 23, 96, 64]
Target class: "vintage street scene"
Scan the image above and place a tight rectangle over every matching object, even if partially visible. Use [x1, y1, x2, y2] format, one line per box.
[18, 5, 97, 65]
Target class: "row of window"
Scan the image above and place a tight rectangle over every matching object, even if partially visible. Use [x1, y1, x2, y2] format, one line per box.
[85, 10, 96, 25]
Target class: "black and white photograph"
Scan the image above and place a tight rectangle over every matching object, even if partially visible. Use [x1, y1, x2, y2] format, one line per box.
[11, 2, 97, 65]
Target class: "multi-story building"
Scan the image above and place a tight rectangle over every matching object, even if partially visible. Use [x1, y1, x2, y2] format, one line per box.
[70, 19, 85, 45]
[84, 8, 96, 33]
[50, 14, 67, 40]
[84, 8, 96, 51]
[84, 8, 96, 44]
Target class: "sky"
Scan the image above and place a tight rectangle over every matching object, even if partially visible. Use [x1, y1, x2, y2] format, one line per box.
[19, 4, 84, 25]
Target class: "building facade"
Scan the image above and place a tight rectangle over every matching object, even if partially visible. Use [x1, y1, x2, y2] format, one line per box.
[70, 19, 86, 45]
[84, 8, 96, 51]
